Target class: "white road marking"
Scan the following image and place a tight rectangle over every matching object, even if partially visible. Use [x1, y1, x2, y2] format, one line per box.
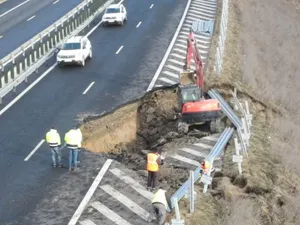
[27, 15, 35, 21]
[53, 0, 59, 4]
[68, 159, 113, 225]
[166, 64, 183, 73]
[100, 184, 151, 221]
[146, 0, 192, 91]
[150, 4, 154, 9]
[136, 21, 142, 28]
[109, 168, 154, 200]
[162, 71, 178, 79]
[91, 201, 133, 225]
[193, 142, 214, 149]
[179, 147, 207, 158]
[115, 45, 124, 54]
[171, 154, 200, 167]
[82, 81, 95, 95]
[79, 219, 97, 225]
[0, 63, 57, 117]
[0, 35, 2, 39]
[24, 139, 45, 161]
[0, 0, 31, 18]
[202, 135, 220, 141]
[159, 77, 177, 85]
[0, 13, 105, 117]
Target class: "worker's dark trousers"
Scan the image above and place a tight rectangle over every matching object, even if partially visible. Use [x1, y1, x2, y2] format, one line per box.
[147, 171, 158, 188]
[152, 203, 167, 225]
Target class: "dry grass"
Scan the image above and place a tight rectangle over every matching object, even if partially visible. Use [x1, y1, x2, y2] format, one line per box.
[187, 0, 300, 223]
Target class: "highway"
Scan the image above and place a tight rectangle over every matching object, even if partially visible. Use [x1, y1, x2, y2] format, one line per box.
[0, 0, 82, 59]
[0, 0, 187, 224]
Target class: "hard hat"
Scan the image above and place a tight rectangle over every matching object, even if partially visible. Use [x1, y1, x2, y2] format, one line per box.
[204, 161, 210, 168]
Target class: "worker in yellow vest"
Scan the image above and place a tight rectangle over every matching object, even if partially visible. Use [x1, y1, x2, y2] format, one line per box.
[147, 151, 165, 191]
[76, 125, 83, 165]
[45, 127, 62, 168]
[151, 189, 172, 225]
[64, 128, 81, 171]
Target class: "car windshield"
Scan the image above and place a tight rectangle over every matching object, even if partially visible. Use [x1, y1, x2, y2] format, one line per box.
[106, 8, 120, 13]
[62, 42, 81, 50]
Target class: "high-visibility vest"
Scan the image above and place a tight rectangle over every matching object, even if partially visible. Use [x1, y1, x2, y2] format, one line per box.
[152, 189, 168, 209]
[77, 128, 82, 148]
[201, 161, 210, 174]
[147, 153, 159, 172]
[46, 129, 61, 147]
[64, 129, 79, 149]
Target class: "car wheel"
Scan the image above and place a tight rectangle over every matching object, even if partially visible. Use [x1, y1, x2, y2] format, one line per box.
[88, 49, 92, 59]
[58, 62, 63, 68]
[102, 22, 106, 27]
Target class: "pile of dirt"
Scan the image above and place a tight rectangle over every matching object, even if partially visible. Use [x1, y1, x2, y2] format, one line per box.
[80, 87, 193, 189]
[80, 87, 179, 154]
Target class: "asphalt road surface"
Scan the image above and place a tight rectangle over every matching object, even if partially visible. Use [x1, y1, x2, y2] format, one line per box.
[0, 0, 82, 58]
[0, 0, 187, 224]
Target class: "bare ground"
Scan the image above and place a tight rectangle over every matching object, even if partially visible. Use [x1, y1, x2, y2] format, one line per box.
[184, 0, 300, 224]
[78, 0, 300, 224]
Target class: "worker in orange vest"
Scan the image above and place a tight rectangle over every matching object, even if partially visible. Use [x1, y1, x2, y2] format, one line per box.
[147, 151, 165, 191]
[200, 161, 215, 175]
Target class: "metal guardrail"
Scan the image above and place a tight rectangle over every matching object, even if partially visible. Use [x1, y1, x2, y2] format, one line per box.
[208, 89, 242, 128]
[0, 0, 93, 69]
[215, 0, 228, 74]
[170, 127, 234, 209]
[0, 0, 116, 103]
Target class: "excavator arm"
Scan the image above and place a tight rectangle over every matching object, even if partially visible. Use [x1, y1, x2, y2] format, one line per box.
[183, 29, 205, 90]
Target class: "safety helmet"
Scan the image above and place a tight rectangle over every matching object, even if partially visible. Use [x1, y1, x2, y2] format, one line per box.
[202, 161, 210, 169]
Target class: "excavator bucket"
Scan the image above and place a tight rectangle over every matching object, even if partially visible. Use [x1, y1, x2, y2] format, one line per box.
[180, 70, 195, 85]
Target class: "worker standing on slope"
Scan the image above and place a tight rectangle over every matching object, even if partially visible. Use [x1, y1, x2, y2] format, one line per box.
[200, 161, 215, 175]
[45, 127, 62, 168]
[76, 125, 83, 165]
[146, 151, 165, 191]
[64, 128, 80, 172]
[151, 188, 172, 225]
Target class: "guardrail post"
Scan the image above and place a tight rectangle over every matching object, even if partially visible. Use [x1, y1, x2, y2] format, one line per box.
[171, 197, 185, 225]
[0, 61, 3, 72]
[200, 168, 213, 193]
[11, 54, 15, 64]
[241, 118, 250, 147]
[244, 100, 253, 127]
[39, 34, 43, 43]
[230, 88, 239, 110]
[233, 137, 243, 175]
[189, 171, 194, 213]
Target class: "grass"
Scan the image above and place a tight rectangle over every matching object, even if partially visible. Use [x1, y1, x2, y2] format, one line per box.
[185, 0, 300, 224]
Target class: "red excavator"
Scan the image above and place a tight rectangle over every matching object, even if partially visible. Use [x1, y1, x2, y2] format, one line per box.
[177, 29, 223, 134]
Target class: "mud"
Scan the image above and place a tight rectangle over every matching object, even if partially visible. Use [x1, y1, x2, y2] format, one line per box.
[80, 87, 225, 190]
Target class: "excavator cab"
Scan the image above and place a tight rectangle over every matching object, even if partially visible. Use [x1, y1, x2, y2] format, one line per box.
[179, 84, 201, 105]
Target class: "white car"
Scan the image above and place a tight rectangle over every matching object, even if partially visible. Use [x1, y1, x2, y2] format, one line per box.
[102, 4, 127, 26]
[57, 36, 92, 67]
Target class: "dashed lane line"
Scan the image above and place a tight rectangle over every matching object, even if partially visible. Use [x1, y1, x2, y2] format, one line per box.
[27, 15, 35, 21]
[136, 21, 142, 28]
[53, 0, 59, 4]
[150, 4, 154, 9]
[0, 35, 2, 39]
[24, 139, 45, 161]
[115, 45, 124, 54]
[82, 81, 95, 95]
[109, 168, 154, 200]
[91, 201, 133, 225]
[100, 184, 151, 222]
[0, 0, 31, 18]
